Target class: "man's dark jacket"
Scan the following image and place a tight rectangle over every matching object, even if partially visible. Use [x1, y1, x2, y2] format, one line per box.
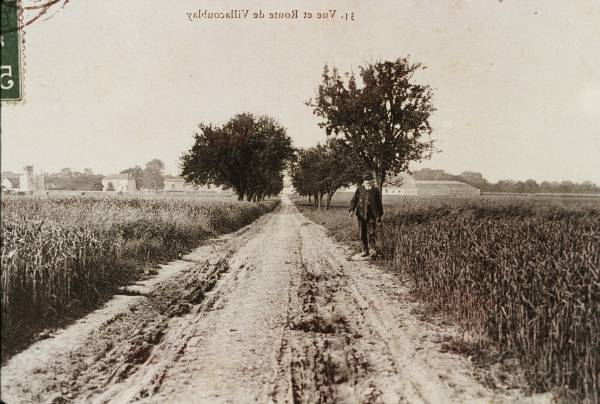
[349, 186, 383, 221]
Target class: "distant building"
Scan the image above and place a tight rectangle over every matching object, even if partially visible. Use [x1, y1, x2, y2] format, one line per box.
[383, 181, 480, 196]
[387, 173, 480, 196]
[102, 174, 136, 192]
[19, 166, 45, 192]
[1, 174, 20, 190]
[341, 173, 480, 197]
[1, 166, 45, 192]
[163, 177, 222, 193]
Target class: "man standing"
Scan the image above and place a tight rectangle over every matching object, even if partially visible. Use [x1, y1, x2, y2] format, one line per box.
[349, 173, 384, 257]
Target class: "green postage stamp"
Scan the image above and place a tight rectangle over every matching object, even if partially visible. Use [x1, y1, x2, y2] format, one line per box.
[1, 0, 22, 102]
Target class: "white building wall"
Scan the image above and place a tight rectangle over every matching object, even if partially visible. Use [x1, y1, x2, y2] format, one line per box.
[164, 180, 223, 193]
[17, 172, 44, 192]
[19, 173, 34, 192]
[165, 181, 186, 192]
[102, 179, 136, 192]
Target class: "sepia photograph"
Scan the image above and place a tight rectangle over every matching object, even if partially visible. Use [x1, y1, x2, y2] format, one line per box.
[1, 0, 599, 403]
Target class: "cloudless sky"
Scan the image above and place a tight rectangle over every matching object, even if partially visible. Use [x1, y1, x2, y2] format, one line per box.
[2, 0, 599, 183]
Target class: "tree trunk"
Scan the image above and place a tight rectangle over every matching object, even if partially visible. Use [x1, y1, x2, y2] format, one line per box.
[325, 192, 333, 210]
[373, 169, 384, 193]
[317, 191, 325, 210]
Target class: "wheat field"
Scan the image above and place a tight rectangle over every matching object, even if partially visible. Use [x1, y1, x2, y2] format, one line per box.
[297, 195, 600, 402]
[1, 196, 278, 356]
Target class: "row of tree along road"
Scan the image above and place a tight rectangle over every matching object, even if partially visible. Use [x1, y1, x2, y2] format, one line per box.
[181, 57, 435, 203]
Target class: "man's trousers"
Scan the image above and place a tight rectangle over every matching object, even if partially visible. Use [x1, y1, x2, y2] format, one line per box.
[358, 217, 377, 253]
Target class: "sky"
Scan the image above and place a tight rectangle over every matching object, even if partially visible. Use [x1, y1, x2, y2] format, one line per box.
[1, 0, 599, 183]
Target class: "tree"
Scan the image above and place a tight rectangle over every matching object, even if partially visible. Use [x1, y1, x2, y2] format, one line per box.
[180, 113, 294, 201]
[522, 179, 540, 194]
[322, 139, 366, 207]
[59, 168, 73, 177]
[495, 180, 517, 193]
[413, 168, 454, 181]
[120, 165, 143, 190]
[44, 168, 104, 191]
[291, 139, 365, 209]
[308, 58, 435, 191]
[142, 159, 164, 191]
[291, 146, 327, 208]
[458, 171, 489, 190]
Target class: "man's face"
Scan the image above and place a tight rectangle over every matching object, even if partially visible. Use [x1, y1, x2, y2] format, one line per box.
[364, 180, 373, 190]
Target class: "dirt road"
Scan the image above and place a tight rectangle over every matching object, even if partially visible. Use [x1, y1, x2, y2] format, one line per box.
[1, 197, 551, 404]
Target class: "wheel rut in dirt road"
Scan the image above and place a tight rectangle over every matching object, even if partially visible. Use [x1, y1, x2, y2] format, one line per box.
[269, 238, 387, 404]
[142, 204, 303, 403]
[1, 197, 552, 404]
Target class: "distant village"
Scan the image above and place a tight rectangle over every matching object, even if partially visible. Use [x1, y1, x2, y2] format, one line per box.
[100, 174, 223, 193]
[1, 165, 224, 195]
[2, 165, 482, 197]
[2, 164, 599, 197]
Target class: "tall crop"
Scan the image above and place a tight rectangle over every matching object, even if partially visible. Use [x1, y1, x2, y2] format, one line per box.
[298, 196, 600, 402]
[1, 196, 278, 354]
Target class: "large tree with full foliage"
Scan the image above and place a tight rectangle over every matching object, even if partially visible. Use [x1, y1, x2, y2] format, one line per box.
[291, 138, 365, 209]
[141, 159, 165, 191]
[180, 113, 293, 201]
[308, 57, 436, 191]
[291, 146, 326, 207]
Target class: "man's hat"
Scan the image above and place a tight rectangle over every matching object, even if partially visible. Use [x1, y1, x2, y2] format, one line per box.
[362, 173, 373, 180]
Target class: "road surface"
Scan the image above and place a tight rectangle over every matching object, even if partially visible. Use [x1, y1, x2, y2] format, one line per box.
[1, 197, 551, 404]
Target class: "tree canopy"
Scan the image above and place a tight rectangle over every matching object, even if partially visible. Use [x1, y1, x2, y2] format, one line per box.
[291, 138, 365, 209]
[308, 57, 435, 190]
[141, 159, 165, 191]
[44, 168, 103, 191]
[180, 113, 293, 201]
